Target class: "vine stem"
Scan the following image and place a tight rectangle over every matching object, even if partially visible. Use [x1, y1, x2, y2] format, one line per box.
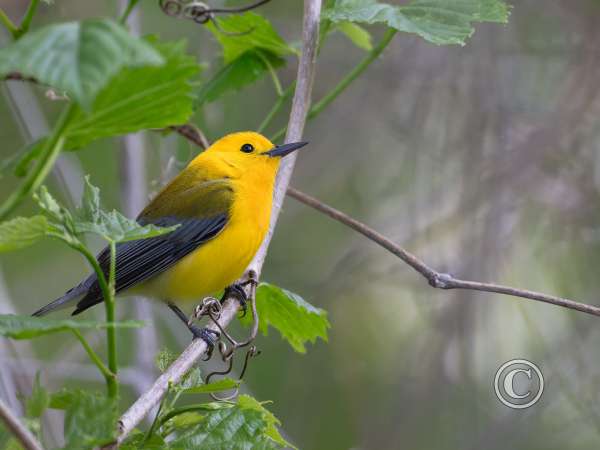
[16, 0, 40, 38]
[257, 83, 295, 134]
[0, 397, 44, 450]
[271, 27, 397, 142]
[119, 0, 141, 24]
[75, 242, 119, 399]
[257, 51, 284, 96]
[107, 241, 118, 395]
[114, 0, 322, 444]
[71, 329, 115, 383]
[0, 9, 18, 39]
[0, 103, 77, 220]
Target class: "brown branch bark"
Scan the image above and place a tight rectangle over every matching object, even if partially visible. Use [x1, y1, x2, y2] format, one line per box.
[114, 0, 322, 445]
[0, 397, 44, 450]
[286, 187, 600, 317]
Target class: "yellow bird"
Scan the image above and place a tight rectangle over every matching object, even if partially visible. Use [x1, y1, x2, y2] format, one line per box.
[33, 131, 307, 346]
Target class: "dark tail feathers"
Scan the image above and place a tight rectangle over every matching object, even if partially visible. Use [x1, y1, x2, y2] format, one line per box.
[32, 285, 86, 317]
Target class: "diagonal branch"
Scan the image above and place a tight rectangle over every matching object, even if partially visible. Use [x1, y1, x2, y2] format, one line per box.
[286, 187, 600, 317]
[0, 397, 44, 450]
[114, 0, 322, 444]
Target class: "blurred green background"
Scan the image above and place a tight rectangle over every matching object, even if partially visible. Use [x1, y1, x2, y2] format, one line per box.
[3, 1, 600, 449]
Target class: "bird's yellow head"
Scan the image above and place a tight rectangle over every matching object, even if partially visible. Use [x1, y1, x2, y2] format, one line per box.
[196, 131, 308, 178]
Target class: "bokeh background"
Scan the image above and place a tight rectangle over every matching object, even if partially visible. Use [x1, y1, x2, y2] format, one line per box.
[2, 1, 600, 449]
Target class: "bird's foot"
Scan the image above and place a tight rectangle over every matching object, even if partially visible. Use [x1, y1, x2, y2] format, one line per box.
[192, 296, 222, 322]
[222, 284, 249, 317]
[188, 324, 221, 361]
[222, 271, 258, 317]
[189, 324, 220, 360]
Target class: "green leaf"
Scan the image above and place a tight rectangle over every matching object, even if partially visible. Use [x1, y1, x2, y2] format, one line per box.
[179, 366, 204, 391]
[182, 377, 241, 395]
[50, 390, 117, 450]
[76, 176, 178, 242]
[237, 395, 295, 450]
[0, 314, 143, 339]
[25, 373, 49, 419]
[336, 21, 373, 50]
[0, 19, 163, 108]
[33, 186, 80, 246]
[244, 283, 329, 353]
[323, 0, 510, 46]
[0, 432, 21, 450]
[165, 412, 205, 431]
[0, 216, 48, 252]
[167, 400, 281, 450]
[64, 39, 200, 150]
[34, 186, 66, 222]
[196, 50, 284, 105]
[156, 349, 207, 392]
[121, 431, 166, 450]
[208, 13, 297, 63]
[155, 347, 178, 372]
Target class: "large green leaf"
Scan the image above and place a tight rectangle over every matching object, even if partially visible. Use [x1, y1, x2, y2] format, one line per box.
[49, 390, 117, 450]
[243, 283, 329, 353]
[64, 39, 200, 149]
[0, 314, 143, 339]
[209, 13, 297, 63]
[323, 0, 510, 46]
[76, 176, 178, 243]
[167, 396, 289, 449]
[237, 395, 295, 450]
[0, 19, 164, 107]
[196, 13, 293, 106]
[196, 50, 284, 105]
[0, 216, 48, 252]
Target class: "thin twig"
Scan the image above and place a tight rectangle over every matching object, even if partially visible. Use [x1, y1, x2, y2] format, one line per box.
[170, 124, 210, 149]
[0, 397, 44, 450]
[286, 187, 600, 317]
[114, 1, 322, 444]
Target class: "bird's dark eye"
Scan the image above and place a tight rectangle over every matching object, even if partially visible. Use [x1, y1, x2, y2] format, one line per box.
[240, 143, 254, 153]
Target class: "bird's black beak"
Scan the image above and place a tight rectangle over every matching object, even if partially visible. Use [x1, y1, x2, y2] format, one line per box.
[265, 141, 308, 157]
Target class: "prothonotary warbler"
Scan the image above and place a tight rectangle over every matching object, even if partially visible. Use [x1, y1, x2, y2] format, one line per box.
[33, 131, 308, 347]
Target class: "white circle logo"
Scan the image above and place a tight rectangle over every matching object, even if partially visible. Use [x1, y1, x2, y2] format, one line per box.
[494, 359, 544, 409]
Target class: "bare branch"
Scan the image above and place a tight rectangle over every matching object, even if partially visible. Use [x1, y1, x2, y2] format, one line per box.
[0, 397, 44, 450]
[115, 0, 322, 444]
[286, 187, 600, 317]
[169, 124, 209, 149]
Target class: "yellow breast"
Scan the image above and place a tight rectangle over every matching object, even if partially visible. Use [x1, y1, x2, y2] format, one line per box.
[138, 168, 275, 303]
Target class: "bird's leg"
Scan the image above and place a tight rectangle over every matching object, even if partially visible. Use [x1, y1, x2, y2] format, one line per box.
[167, 301, 219, 359]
